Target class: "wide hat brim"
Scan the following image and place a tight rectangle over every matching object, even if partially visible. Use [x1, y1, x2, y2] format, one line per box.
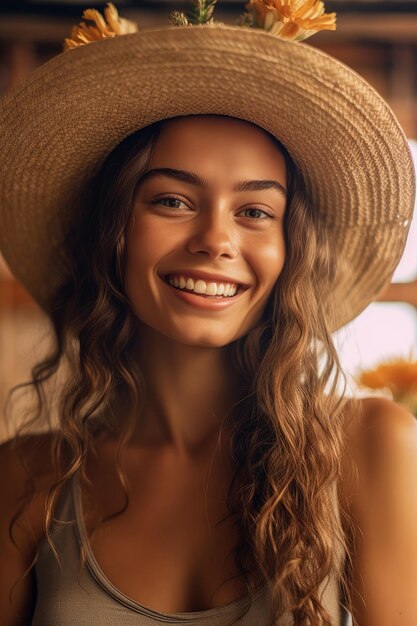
[0, 24, 415, 331]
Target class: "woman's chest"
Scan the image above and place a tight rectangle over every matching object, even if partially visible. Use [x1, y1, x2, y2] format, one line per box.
[82, 445, 249, 613]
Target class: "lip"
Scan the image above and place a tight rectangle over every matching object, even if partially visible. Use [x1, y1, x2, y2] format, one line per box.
[160, 269, 250, 289]
[159, 275, 246, 310]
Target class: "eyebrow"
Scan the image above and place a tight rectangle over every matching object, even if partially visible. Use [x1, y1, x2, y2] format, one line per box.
[139, 167, 287, 197]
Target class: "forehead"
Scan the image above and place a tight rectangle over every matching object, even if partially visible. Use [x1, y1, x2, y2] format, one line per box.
[149, 115, 287, 177]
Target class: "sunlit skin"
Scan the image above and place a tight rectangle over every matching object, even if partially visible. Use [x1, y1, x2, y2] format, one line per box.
[124, 115, 287, 457]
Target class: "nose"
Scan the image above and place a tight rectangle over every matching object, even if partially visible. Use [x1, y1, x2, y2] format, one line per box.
[186, 205, 239, 260]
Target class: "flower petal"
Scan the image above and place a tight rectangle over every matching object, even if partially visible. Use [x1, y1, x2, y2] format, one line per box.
[63, 2, 138, 51]
[238, 0, 336, 40]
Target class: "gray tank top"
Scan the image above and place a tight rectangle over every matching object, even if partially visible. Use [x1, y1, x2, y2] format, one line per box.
[32, 472, 352, 625]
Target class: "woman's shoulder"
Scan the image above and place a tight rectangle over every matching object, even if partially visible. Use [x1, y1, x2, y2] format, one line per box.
[341, 395, 416, 463]
[339, 395, 417, 515]
[0, 430, 59, 491]
[0, 431, 60, 542]
[0, 432, 59, 625]
[339, 400, 417, 623]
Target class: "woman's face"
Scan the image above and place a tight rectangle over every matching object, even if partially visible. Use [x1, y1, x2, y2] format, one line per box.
[125, 115, 287, 348]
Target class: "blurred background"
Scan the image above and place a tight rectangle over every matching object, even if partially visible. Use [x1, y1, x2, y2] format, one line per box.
[0, 1, 417, 440]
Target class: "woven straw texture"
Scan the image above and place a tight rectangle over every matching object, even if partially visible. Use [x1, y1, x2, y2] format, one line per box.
[0, 24, 415, 330]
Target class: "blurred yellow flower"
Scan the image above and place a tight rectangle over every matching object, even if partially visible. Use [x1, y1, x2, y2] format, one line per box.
[63, 2, 138, 51]
[357, 358, 417, 416]
[239, 0, 337, 42]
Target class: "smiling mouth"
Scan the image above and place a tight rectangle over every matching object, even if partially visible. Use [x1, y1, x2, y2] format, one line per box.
[161, 275, 244, 299]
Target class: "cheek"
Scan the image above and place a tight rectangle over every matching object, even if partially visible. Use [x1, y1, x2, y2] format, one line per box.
[125, 217, 172, 279]
[124, 222, 155, 303]
[251, 232, 286, 290]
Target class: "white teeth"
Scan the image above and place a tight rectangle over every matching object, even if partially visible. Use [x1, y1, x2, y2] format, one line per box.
[194, 279, 206, 294]
[167, 275, 239, 297]
[205, 282, 217, 296]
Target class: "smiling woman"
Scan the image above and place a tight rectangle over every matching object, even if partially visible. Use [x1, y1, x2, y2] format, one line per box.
[125, 116, 287, 348]
[0, 2, 416, 626]
[1, 110, 353, 626]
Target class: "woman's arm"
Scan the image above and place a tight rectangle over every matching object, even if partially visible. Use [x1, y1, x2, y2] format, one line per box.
[0, 435, 54, 625]
[347, 397, 417, 626]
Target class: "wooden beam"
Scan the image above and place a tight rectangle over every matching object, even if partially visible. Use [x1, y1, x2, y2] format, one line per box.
[376, 280, 417, 308]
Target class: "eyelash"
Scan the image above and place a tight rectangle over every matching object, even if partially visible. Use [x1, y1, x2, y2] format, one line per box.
[153, 195, 276, 220]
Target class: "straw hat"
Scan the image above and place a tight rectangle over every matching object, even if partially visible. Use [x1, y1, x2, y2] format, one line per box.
[0, 1, 415, 330]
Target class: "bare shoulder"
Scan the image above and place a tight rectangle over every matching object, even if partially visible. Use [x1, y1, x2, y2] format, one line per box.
[0, 429, 58, 468]
[0, 432, 59, 625]
[338, 396, 417, 506]
[0, 431, 59, 509]
[340, 394, 416, 440]
[341, 394, 417, 517]
[339, 397, 417, 625]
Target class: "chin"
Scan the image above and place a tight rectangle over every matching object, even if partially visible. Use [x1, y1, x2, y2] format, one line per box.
[134, 315, 252, 348]
[171, 333, 237, 349]
[157, 324, 246, 348]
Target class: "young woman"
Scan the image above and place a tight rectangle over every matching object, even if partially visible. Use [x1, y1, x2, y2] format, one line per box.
[0, 2, 416, 625]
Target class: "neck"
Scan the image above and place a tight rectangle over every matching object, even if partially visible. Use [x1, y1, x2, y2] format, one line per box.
[122, 324, 244, 462]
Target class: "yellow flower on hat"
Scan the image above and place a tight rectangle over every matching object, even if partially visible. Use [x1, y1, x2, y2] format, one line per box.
[63, 2, 138, 51]
[238, 0, 337, 42]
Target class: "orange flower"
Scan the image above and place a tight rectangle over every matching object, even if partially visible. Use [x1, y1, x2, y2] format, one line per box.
[240, 0, 336, 42]
[358, 359, 417, 396]
[63, 2, 138, 51]
[357, 358, 417, 416]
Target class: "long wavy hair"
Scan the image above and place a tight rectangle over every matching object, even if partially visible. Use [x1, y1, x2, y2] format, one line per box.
[6, 114, 357, 625]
